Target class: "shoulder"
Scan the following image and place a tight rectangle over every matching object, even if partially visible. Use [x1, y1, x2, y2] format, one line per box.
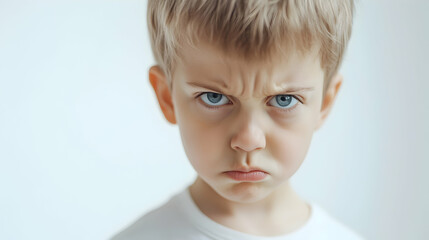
[110, 193, 197, 240]
[308, 203, 365, 240]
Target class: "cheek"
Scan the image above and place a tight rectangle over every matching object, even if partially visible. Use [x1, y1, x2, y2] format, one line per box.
[269, 121, 315, 174]
[176, 103, 228, 173]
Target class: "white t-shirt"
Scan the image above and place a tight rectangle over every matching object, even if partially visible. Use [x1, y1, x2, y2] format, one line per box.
[111, 187, 365, 240]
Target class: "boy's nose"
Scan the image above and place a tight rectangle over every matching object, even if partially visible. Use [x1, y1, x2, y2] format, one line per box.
[230, 115, 266, 152]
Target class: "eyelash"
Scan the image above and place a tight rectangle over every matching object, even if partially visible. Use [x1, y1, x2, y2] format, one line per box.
[195, 92, 301, 113]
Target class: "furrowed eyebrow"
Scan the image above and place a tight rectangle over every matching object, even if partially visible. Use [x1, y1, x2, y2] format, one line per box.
[186, 82, 226, 93]
[186, 81, 316, 96]
[276, 87, 315, 93]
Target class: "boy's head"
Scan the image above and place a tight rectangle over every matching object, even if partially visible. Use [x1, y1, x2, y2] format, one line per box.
[147, 0, 354, 203]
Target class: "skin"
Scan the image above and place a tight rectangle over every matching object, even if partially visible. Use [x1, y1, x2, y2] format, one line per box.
[149, 41, 343, 236]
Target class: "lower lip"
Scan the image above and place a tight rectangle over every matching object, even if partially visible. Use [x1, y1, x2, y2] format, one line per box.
[224, 171, 268, 181]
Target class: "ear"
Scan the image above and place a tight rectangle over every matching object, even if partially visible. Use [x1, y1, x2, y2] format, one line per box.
[149, 66, 176, 124]
[315, 73, 343, 131]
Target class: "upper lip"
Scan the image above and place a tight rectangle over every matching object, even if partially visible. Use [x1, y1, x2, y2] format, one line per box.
[225, 167, 268, 173]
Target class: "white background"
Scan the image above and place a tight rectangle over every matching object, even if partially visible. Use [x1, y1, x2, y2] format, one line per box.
[1, 0, 428, 239]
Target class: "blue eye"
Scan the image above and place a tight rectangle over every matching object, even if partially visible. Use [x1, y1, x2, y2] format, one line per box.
[200, 92, 230, 106]
[268, 95, 298, 109]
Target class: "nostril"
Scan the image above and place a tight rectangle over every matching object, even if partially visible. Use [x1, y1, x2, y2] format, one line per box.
[231, 135, 266, 152]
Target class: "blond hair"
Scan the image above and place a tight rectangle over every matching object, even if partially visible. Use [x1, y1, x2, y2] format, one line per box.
[147, 0, 355, 92]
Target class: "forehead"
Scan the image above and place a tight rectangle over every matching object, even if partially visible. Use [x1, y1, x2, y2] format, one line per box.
[174, 41, 323, 97]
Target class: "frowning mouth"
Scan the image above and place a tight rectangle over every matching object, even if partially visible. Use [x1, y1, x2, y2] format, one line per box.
[223, 170, 268, 181]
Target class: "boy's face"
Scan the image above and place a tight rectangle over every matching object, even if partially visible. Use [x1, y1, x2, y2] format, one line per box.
[150, 41, 342, 203]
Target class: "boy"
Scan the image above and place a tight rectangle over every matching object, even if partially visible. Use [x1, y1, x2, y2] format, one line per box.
[112, 0, 364, 239]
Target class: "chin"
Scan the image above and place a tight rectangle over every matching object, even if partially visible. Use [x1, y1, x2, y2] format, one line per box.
[217, 182, 272, 203]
